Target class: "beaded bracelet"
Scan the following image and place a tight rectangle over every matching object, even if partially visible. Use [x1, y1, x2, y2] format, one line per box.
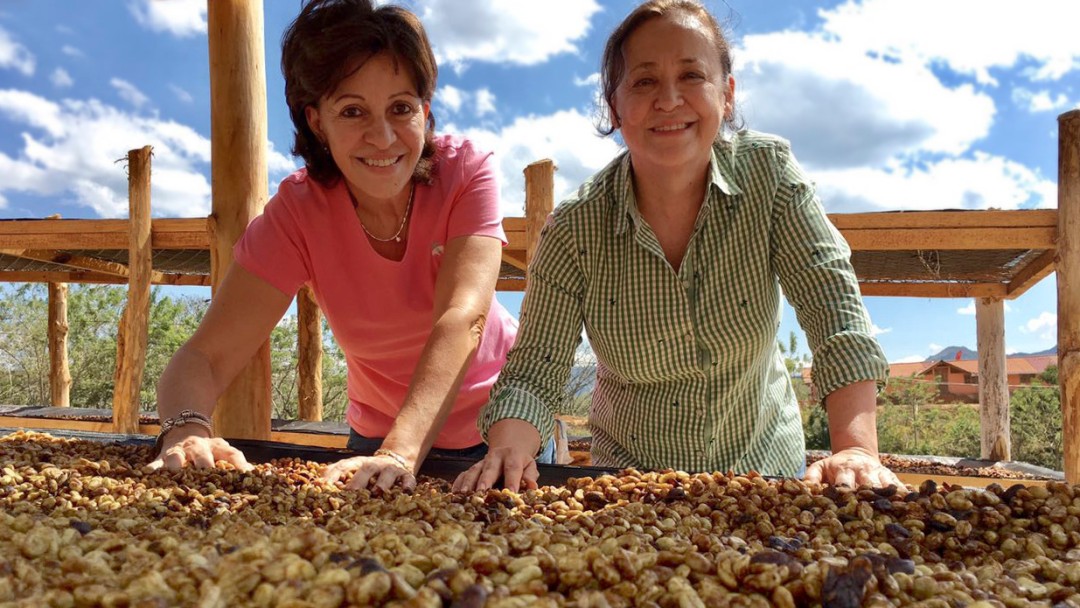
[373, 448, 412, 472]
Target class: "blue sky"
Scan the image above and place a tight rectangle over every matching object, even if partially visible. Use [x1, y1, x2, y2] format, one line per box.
[0, 0, 1074, 362]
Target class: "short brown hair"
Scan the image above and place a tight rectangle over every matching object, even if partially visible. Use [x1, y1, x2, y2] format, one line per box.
[596, 0, 738, 136]
[281, 0, 439, 185]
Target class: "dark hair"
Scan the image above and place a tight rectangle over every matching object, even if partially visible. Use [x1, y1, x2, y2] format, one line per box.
[281, 0, 438, 185]
[596, 0, 739, 136]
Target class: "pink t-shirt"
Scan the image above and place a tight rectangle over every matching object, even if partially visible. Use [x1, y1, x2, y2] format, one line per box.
[235, 135, 517, 448]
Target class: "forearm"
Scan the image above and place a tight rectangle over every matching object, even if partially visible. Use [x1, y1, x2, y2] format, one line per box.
[824, 380, 880, 455]
[380, 309, 486, 466]
[156, 345, 225, 425]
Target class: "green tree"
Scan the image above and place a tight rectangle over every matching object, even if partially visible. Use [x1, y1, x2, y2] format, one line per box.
[1010, 369, 1062, 470]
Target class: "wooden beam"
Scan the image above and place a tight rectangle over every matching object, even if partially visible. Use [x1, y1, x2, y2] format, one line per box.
[112, 147, 153, 435]
[858, 282, 1007, 299]
[1, 248, 167, 283]
[1006, 249, 1057, 299]
[48, 282, 71, 407]
[524, 160, 556, 269]
[0, 218, 210, 250]
[976, 298, 1010, 461]
[0, 271, 210, 286]
[208, 0, 272, 441]
[502, 217, 527, 232]
[1059, 109, 1080, 484]
[496, 278, 526, 292]
[843, 227, 1055, 251]
[501, 251, 528, 272]
[829, 209, 1057, 230]
[297, 286, 323, 422]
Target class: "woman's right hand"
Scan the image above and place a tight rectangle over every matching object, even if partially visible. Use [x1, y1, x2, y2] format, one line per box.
[146, 427, 253, 472]
[452, 419, 542, 493]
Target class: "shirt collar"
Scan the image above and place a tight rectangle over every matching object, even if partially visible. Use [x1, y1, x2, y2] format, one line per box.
[615, 140, 743, 235]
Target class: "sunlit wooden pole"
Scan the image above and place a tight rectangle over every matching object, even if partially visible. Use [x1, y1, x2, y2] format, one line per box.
[297, 286, 323, 421]
[976, 297, 1010, 461]
[1058, 109, 1080, 483]
[207, 0, 271, 440]
[112, 146, 152, 434]
[47, 282, 71, 407]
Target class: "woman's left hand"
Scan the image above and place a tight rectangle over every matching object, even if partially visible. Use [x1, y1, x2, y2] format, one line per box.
[321, 454, 417, 492]
[804, 447, 904, 490]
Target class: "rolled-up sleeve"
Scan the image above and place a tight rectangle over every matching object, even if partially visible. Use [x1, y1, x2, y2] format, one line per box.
[768, 143, 889, 401]
[478, 215, 585, 448]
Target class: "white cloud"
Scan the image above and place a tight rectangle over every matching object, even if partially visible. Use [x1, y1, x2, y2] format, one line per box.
[1019, 311, 1054, 341]
[169, 84, 194, 104]
[0, 26, 35, 75]
[452, 109, 621, 217]
[61, 45, 83, 58]
[128, 0, 207, 38]
[417, 0, 601, 71]
[110, 78, 149, 109]
[870, 324, 891, 337]
[1012, 88, 1073, 113]
[50, 68, 74, 89]
[439, 85, 465, 114]
[813, 153, 1057, 212]
[817, 0, 1080, 84]
[738, 31, 995, 171]
[437, 85, 497, 118]
[574, 73, 600, 87]
[929, 343, 943, 353]
[958, 301, 1013, 315]
[0, 89, 292, 218]
[474, 89, 496, 117]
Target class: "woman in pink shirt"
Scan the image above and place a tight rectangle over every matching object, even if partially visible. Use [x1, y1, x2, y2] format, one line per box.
[148, 0, 536, 491]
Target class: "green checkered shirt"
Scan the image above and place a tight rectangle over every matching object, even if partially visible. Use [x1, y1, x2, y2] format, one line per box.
[479, 131, 889, 476]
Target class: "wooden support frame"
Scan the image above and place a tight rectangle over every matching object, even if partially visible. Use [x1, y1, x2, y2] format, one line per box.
[297, 286, 323, 422]
[207, 0, 272, 441]
[47, 282, 71, 407]
[976, 298, 1010, 461]
[112, 147, 153, 435]
[1059, 110, 1079, 484]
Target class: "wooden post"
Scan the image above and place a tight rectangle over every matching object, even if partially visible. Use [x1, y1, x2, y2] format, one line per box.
[1059, 109, 1080, 483]
[524, 160, 556, 268]
[112, 146, 153, 434]
[976, 297, 1010, 461]
[297, 286, 323, 422]
[208, 0, 271, 440]
[47, 282, 71, 407]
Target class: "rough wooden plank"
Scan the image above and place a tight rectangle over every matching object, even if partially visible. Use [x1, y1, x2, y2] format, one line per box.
[496, 278, 526, 292]
[0, 271, 210, 286]
[829, 209, 1058, 229]
[208, 0, 272, 441]
[1005, 249, 1057, 299]
[297, 286, 323, 422]
[977, 298, 1011, 461]
[843, 227, 1056, 251]
[858, 282, 1007, 299]
[1059, 109, 1080, 485]
[48, 283, 71, 408]
[524, 160, 555, 268]
[112, 147, 153, 435]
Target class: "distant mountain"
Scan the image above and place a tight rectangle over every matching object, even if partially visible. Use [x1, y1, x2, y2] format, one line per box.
[927, 345, 1056, 362]
[928, 346, 978, 361]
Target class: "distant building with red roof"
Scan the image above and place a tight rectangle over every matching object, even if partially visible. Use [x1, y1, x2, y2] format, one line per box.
[797, 355, 1056, 404]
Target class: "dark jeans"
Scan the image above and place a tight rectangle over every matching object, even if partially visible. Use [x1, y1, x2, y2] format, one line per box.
[346, 430, 556, 463]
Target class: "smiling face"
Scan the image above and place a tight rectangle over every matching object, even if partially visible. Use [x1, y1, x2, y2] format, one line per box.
[305, 52, 430, 205]
[611, 12, 734, 177]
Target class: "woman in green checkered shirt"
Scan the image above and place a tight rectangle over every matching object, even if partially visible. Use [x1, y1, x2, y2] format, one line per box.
[454, 0, 902, 493]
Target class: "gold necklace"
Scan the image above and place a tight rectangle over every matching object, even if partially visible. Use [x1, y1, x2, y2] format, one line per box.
[358, 184, 414, 243]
